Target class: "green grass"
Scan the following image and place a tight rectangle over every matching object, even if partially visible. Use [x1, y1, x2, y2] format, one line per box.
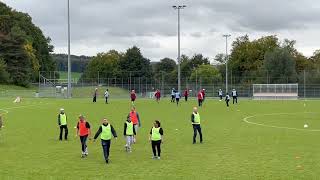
[72, 86, 130, 98]
[0, 98, 320, 179]
[58, 71, 82, 80]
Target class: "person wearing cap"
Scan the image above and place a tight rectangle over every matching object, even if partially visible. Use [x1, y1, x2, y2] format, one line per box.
[58, 108, 68, 141]
[93, 88, 98, 103]
[76, 115, 91, 158]
[93, 118, 117, 164]
[191, 107, 203, 144]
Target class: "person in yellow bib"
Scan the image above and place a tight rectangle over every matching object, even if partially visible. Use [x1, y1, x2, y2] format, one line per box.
[191, 107, 203, 144]
[123, 117, 136, 153]
[149, 120, 163, 160]
[57, 108, 68, 141]
[93, 118, 117, 164]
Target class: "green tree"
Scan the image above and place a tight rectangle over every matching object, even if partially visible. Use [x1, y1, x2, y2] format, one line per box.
[264, 48, 297, 83]
[0, 58, 10, 83]
[119, 46, 152, 78]
[190, 65, 221, 84]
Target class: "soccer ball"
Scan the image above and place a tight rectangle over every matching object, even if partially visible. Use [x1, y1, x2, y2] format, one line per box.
[304, 124, 308, 128]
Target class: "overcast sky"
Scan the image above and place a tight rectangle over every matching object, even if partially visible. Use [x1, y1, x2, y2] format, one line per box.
[2, 0, 320, 62]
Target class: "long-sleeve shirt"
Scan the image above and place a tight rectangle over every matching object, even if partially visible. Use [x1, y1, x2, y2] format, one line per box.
[57, 113, 67, 125]
[225, 95, 230, 101]
[104, 91, 109, 98]
[93, 123, 117, 140]
[123, 120, 137, 136]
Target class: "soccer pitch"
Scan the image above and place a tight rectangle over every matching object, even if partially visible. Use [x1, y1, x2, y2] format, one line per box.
[0, 98, 320, 179]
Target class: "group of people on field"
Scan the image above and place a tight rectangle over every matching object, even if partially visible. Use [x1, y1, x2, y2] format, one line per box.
[57, 105, 204, 164]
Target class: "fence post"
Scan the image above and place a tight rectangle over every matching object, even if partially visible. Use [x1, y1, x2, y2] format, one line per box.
[304, 70, 306, 99]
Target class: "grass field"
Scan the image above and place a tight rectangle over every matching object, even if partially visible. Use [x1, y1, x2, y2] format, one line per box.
[0, 98, 320, 179]
[58, 71, 82, 80]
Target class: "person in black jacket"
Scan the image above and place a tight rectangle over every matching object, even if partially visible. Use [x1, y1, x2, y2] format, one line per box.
[93, 118, 117, 164]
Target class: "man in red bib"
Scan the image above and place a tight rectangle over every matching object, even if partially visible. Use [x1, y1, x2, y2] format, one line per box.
[128, 107, 141, 143]
[76, 115, 91, 158]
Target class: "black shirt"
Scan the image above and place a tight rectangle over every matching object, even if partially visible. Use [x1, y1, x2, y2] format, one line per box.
[93, 123, 117, 140]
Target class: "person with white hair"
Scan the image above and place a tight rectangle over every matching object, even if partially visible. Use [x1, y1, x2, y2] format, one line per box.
[191, 107, 203, 144]
[58, 108, 68, 141]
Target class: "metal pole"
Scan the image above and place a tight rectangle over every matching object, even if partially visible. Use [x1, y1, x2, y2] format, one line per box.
[67, 0, 72, 98]
[177, 8, 181, 93]
[304, 70, 306, 99]
[223, 34, 231, 94]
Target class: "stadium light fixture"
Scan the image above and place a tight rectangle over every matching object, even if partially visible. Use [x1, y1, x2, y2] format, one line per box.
[172, 5, 186, 93]
[223, 34, 231, 94]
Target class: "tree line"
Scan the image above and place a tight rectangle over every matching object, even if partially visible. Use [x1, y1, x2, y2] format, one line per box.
[0, 2, 55, 86]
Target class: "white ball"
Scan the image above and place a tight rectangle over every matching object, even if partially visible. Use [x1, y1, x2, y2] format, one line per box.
[304, 124, 308, 128]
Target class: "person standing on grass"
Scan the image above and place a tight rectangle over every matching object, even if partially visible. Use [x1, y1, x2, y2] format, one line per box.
[197, 90, 203, 107]
[171, 88, 175, 103]
[123, 116, 136, 153]
[155, 89, 161, 103]
[93, 118, 117, 164]
[175, 90, 181, 106]
[218, 89, 223, 101]
[149, 120, 163, 160]
[225, 93, 230, 107]
[232, 89, 238, 104]
[130, 90, 136, 106]
[76, 115, 91, 158]
[104, 89, 109, 104]
[128, 107, 141, 143]
[93, 88, 98, 103]
[184, 89, 189, 102]
[191, 107, 203, 144]
[201, 89, 206, 102]
[58, 108, 68, 141]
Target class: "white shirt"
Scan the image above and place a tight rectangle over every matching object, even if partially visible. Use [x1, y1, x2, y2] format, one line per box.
[104, 91, 109, 98]
[219, 90, 223, 96]
[232, 90, 237, 97]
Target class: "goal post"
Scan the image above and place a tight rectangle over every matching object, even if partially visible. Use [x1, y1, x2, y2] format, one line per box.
[252, 84, 298, 100]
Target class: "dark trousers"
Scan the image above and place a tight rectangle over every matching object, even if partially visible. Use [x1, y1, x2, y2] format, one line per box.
[171, 95, 175, 102]
[233, 96, 237, 104]
[198, 99, 202, 107]
[80, 135, 88, 152]
[93, 96, 97, 102]
[226, 100, 230, 107]
[185, 96, 188, 101]
[176, 98, 180, 106]
[219, 95, 223, 100]
[59, 125, 68, 140]
[193, 124, 203, 143]
[151, 140, 161, 157]
[105, 97, 108, 104]
[101, 139, 111, 161]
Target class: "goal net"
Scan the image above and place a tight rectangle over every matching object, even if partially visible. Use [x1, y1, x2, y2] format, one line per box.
[253, 84, 298, 100]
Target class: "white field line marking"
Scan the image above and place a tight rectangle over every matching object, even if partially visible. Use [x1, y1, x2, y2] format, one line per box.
[243, 112, 320, 132]
[0, 103, 51, 116]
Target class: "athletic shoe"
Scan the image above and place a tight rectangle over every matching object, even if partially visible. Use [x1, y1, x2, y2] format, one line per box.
[157, 157, 161, 160]
[106, 159, 109, 164]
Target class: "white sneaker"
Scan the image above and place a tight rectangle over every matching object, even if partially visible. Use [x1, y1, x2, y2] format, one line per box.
[157, 157, 161, 160]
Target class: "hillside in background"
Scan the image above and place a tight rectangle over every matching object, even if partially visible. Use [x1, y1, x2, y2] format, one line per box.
[51, 54, 92, 73]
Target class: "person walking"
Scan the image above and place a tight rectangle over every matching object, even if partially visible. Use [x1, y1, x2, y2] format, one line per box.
[184, 89, 189, 102]
[123, 117, 136, 153]
[130, 90, 136, 106]
[93, 118, 117, 164]
[93, 88, 98, 103]
[225, 93, 231, 107]
[171, 88, 175, 103]
[191, 107, 203, 144]
[104, 89, 109, 104]
[197, 90, 204, 107]
[175, 91, 181, 106]
[58, 108, 68, 141]
[76, 115, 91, 158]
[201, 89, 206, 102]
[218, 89, 223, 101]
[128, 107, 141, 143]
[155, 89, 161, 103]
[232, 89, 238, 104]
[149, 120, 163, 160]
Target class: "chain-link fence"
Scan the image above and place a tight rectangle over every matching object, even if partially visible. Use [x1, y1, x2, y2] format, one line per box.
[34, 69, 320, 99]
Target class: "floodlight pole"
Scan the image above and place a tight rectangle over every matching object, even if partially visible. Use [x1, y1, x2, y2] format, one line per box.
[223, 34, 231, 94]
[173, 5, 186, 93]
[67, 0, 72, 98]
